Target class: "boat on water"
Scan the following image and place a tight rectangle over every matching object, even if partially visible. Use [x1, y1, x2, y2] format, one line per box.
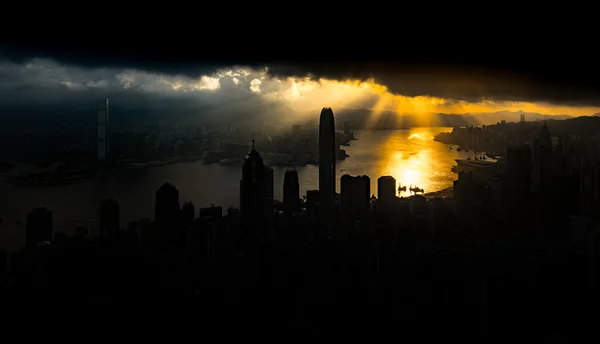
[409, 185, 424, 194]
[219, 158, 241, 165]
[454, 158, 496, 168]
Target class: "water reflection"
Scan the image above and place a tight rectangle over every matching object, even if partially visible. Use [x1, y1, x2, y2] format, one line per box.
[339, 128, 473, 196]
[0, 127, 473, 251]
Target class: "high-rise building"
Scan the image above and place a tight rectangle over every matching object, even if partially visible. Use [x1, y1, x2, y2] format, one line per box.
[319, 107, 336, 206]
[520, 113, 525, 123]
[97, 98, 110, 162]
[378, 176, 396, 205]
[26, 207, 53, 246]
[239, 139, 268, 228]
[155, 182, 181, 247]
[99, 198, 120, 237]
[340, 174, 371, 214]
[182, 201, 195, 226]
[283, 169, 300, 215]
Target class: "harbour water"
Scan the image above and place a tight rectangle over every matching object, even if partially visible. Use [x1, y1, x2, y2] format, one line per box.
[0, 128, 477, 251]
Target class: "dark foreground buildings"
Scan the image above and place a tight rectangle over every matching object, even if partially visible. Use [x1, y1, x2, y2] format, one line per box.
[3, 110, 600, 340]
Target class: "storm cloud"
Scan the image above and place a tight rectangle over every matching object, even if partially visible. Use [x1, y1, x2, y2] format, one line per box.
[3, 39, 600, 107]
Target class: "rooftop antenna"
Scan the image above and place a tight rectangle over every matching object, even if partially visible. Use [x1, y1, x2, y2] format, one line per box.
[252, 132, 255, 149]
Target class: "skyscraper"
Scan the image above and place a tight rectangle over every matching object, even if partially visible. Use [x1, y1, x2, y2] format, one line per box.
[283, 169, 300, 216]
[155, 182, 181, 248]
[319, 107, 336, 206]
[341, 174, 371, 214]
[378, 176, 396, 206]
[97, 98, 110, 161]
[239, 139, 268, 228]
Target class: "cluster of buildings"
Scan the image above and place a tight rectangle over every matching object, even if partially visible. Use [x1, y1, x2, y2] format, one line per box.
[4, 109, 600, 339]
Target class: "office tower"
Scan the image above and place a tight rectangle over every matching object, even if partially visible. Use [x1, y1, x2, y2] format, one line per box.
[155, 182, 181, 247]
[99, 198, 120, 237]
[319, 107, 336, 206]
[97, 98, 110, 162]
[26, 207, 53, 246]
[182, 201, 195, 226]
[340, 175, 371, 214]
[306, 190, 320, 220]
[531, 122, 553, 196]
[520, 113, 525, 123]
[239, 139, 267, 227]
[378, 176, 396, 205]
[283, 169, 300, 216]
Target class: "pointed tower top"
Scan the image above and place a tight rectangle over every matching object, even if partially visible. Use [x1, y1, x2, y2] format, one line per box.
[252, 132, 255, 149]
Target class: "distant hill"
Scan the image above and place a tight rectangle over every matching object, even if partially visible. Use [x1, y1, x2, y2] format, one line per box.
[461, 110, 572, 125]
[323, 108, 578, 129]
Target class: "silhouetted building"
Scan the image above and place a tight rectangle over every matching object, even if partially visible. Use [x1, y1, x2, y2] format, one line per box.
[283, 169, 300, 216]
[531, 121, 553, 196]
[319, 107, 336, 206]
[26, 207, 53, 246]
[155, 182, 181, 248]
[306, 189, 320, 221]
[240, 140, 268, 229]
[341, 174, 370, 215]
[97, 98, 110, 162]
[182, 201, 195, 226]
[200, 205, 222, 221]
[99, 198, 120, 237]
[378, 176, 396, 206]
[520, 113, 525, 123]
[319, 108, 336, 234]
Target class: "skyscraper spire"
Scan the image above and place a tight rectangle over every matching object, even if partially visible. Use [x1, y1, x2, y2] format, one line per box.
[252, 132, 255, 149]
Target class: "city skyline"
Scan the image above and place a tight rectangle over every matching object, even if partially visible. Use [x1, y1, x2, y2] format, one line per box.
[3, 30, 600, 339]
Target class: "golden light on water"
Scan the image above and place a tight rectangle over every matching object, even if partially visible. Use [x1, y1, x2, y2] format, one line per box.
[339, 128, 468, 197]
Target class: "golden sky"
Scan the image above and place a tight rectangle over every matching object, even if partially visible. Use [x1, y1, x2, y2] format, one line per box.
[269, 78, 600, 117]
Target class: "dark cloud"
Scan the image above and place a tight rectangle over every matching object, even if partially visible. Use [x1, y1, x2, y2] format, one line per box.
[267, 60, 600, 107]
[3, 38, 600, 106]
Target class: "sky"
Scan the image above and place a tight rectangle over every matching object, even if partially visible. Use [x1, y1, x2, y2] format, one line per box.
[2, 34, 600, 127]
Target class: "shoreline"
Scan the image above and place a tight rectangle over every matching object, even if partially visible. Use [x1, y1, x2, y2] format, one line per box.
[422, 187, 454, 199]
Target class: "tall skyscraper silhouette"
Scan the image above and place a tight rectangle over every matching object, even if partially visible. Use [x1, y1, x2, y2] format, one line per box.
[97, 98, 110, 162]
[155, 182, 181, 247]
[283, 169, 300, 216]
[319, 107, 336, 206]
[240, 139, 267, 229]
